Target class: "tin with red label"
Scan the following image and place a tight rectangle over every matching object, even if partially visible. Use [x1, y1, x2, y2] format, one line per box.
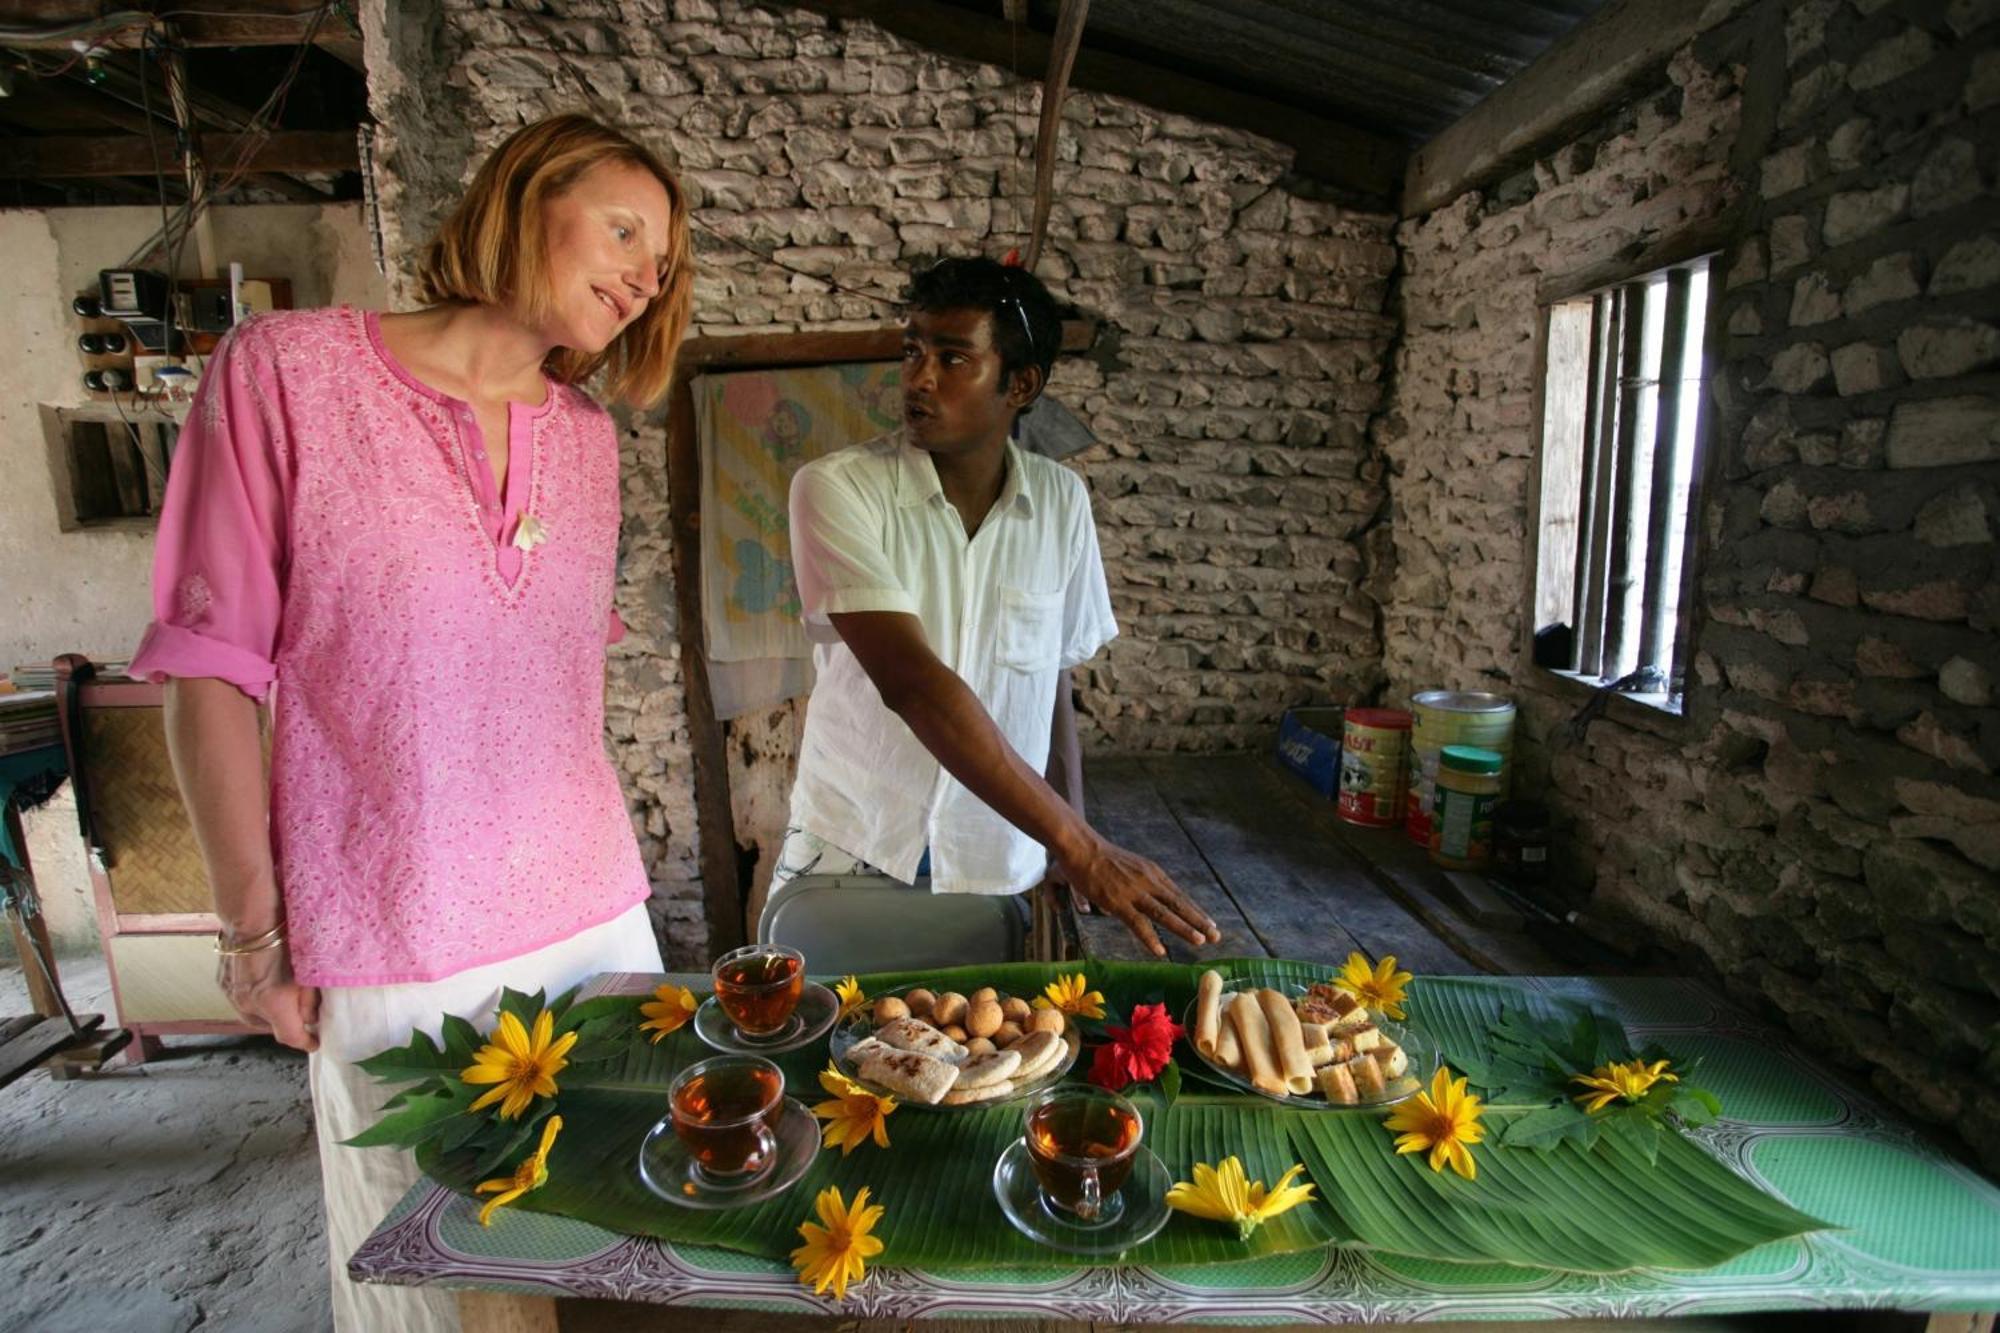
[1338, 708, 1412, 827]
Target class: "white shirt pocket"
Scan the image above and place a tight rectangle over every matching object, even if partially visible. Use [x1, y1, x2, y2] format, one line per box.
[995, 586, 1065, 673]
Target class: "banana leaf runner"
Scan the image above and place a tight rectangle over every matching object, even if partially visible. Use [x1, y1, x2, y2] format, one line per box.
[396, 961, 1826, 1274]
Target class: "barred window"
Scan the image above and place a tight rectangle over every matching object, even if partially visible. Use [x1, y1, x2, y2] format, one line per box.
[1533, 255, 1712, 713]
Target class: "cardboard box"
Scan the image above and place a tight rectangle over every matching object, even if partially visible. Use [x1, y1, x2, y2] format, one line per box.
[1276, 706, 1344, 797]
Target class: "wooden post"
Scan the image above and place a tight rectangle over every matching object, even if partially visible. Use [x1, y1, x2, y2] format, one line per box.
[1567, 292, 1609, 673]
[665, 378, 747, 958]
[1636, 266, 1693, 673]
[3, 804, 64, 1020]
[1600, 279, 1649, 681]
[1576, 288, 1622, 679]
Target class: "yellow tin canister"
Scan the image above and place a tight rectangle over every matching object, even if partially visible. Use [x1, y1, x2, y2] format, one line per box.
[1404, 690, 1516, 845]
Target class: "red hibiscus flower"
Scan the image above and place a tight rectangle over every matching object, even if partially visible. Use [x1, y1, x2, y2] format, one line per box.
[1087, 1002, 1184, 1091]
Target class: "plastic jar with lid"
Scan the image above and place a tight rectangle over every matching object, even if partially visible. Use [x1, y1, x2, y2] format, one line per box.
[1428, 745, 1503, 870]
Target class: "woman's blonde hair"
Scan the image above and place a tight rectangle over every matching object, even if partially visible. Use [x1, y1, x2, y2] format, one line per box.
[416, 114, 693, 408]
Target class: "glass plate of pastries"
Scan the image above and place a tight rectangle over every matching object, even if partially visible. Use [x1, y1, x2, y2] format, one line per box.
[1181, 969, 1437, 1109]
[829, 983, 1082, 1110]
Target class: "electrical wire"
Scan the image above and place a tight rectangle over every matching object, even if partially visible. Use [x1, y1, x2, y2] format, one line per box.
[118, 2, 333, 268]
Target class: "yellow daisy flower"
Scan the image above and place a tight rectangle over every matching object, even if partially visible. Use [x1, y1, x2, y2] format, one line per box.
[810, 1062, 897, 1154]
[1571, 1057, 1680, 1113]
[1383, 1065, 1486, 1180]
[1031, 972, 1106, 1020]
[1331, 951, 1414, 1020]
[462, 1008, 576, 1120]
[1165, 1156, 1317, 1241]
[639, 983, 698, 1043]
[834, 975, 866, 1022]
[791, 1184, 885, 1302]
[473, 1115, 562, 1226]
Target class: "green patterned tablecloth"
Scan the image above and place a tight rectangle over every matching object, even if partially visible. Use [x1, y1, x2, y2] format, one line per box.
[349, 974, 2000, 1322]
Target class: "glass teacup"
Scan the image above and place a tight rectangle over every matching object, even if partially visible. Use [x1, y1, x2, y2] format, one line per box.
[1022, 1085, 1143, 1226]
[669, 1054, 786, 1186]
[711, 944, 806, 1043]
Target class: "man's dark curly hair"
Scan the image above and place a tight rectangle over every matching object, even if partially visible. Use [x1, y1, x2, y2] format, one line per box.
[905, 256, 1062, 388]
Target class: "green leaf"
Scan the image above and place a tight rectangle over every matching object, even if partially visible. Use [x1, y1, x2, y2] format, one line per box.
[1159, 1059, 1183, 1105]
[1675, 1087, 1723, 1126]
[377, 965, 1824, 1276]
[353, 1029, 459, 1086]
[468, 1102, 554, 1180]
[441, 1013, 482, 1066]
[554, 994, 640, 1037]
[1603, 1109, 1665, 1165]
[436, 1108, 491, 1154]
[496, 987, 548, 1030]
[341, 1086, 472, 1148]
[1498, 1104, 1591, 1150]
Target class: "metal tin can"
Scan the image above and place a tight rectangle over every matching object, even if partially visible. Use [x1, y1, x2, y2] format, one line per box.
[1405, 691, 1517, 844]
[1337, 708, 1411, 826]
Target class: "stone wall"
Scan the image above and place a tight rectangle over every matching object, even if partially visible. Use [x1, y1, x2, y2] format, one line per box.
[365, 0, 1401, 960]
[1380, 0, 2000, 1170]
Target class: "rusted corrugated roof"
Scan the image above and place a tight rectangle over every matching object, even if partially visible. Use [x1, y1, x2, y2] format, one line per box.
[965, 0, 1613, 145]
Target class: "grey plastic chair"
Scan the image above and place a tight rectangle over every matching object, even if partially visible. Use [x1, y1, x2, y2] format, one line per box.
[756, 874, 1027, 975]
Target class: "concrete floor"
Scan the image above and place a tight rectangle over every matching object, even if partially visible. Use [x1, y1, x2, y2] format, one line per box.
[0, 950, 328, 1333]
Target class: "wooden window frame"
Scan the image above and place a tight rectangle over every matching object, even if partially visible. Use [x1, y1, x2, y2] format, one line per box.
[1518, 223, 1730, 731]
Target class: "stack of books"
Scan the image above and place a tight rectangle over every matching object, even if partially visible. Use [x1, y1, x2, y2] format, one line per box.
[0, 691, 60, 758]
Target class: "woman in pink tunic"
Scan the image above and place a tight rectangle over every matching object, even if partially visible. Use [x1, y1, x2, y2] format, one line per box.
[131, 115, 692, 1333]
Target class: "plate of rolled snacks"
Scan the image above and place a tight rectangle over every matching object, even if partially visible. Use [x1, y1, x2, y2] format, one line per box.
[1183, 969, 1436, 1108]
[829, 984, 1082, 1110]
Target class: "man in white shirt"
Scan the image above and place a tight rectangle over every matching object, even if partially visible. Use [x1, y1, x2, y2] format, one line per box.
[774, 257, 1219, 957]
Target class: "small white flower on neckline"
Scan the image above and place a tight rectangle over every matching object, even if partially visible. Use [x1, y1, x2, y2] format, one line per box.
[512, 514, 548, 553]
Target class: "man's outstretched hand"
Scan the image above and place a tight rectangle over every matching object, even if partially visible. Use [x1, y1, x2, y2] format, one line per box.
[1059, 836, 1220, 957]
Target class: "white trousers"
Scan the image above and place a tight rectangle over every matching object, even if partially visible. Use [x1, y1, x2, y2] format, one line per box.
[307, 902, 663, 1333]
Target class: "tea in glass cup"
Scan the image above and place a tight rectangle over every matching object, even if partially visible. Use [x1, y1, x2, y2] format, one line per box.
[711, 944, 806, 1042]
[669, 1054, 786, 1185]
[1023, 1086, 1143, 1225]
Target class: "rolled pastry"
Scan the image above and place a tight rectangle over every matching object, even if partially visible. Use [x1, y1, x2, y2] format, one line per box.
[1258, 988, 1316, 1095]
[1214, 994, 1243, 1069]
[1227, 987, 1288, 1098]
[1194, 969, 1225, 1059]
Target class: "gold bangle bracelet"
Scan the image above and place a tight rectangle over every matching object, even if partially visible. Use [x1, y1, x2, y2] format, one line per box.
[215, 924, 285, 957]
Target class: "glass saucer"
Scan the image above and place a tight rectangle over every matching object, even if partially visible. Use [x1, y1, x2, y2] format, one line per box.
[992, 1139, 1172, 1257]
[693, 981, 839, 1055]
[637, 1096, 819, 1210]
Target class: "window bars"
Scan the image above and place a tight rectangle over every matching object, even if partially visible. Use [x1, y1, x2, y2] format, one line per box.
[1536, 256, 1711, 706]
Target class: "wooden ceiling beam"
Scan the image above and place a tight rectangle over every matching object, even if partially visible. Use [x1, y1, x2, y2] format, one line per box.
[0, 130, 358, 178]
[782, 0, 1404, 201]
[1402, 0, 1709, 217]
[0, 1, 365, 72]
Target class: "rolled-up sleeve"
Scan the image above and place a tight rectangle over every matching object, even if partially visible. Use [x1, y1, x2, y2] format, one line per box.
[1059, 482, 1117, 669]
[129, 324, 290, 702]
[789, 459, 918, 637]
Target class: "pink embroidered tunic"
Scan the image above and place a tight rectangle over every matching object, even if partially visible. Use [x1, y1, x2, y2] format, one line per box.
[130, 307, 648, 986]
